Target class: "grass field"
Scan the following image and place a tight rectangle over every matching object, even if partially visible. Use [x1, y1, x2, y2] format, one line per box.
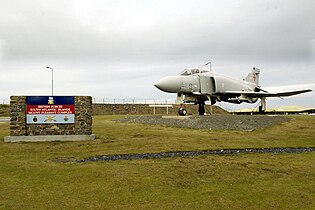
[0, 115, 314, 209]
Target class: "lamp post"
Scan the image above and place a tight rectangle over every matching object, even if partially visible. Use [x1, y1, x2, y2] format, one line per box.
[205, 61, 212, 72]
[46, 67, 54, 96]
[205, 61, 213, 114]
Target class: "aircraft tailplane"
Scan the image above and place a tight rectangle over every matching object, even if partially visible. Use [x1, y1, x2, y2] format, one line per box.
[244, 67, 260, 86]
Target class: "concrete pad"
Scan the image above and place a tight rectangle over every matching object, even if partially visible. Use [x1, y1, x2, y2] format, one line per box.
[162, 116, 192, 120]
[4, 134, 96, 143]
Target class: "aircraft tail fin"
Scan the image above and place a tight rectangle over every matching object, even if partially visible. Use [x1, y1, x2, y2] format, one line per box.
[244, 67, 260, 86]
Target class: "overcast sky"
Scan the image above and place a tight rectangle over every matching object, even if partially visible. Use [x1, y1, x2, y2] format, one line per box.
[0, 0, 314, 109]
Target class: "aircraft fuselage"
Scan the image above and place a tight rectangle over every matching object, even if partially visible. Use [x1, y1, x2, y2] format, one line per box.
[155, 67, 311, 115]
[155, 70, 259, 105]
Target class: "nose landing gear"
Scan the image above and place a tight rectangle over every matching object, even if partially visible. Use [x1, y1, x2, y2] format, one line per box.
[178, 104, 187, 116]
[178, 108, 187, 116]
[177, 100, 207, 116]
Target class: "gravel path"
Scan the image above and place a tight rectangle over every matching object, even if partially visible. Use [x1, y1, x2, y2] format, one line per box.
[116, 115, 290, 131]
[75, 147, 315, 163]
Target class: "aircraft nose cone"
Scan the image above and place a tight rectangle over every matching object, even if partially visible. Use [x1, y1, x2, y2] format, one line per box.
[154, 76, 182, 93]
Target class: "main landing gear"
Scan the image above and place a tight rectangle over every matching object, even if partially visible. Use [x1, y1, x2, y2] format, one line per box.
[258, 97, 266, 114]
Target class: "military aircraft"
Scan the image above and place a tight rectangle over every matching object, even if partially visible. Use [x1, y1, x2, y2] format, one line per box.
[154, 67, 312, 115]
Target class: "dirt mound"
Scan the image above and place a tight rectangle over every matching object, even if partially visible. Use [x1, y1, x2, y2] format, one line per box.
[116, 115, 290, 131]
[93, 104, 228, 115]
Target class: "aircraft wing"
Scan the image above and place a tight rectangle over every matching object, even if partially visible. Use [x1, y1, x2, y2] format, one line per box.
[220, 89, 312, 98]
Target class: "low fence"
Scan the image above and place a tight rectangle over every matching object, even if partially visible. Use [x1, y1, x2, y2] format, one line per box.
[1, 98, 231, 116]
[0, 99, 9, 104]
[92, 98, 176, 105]
[1, 98, 176, 105]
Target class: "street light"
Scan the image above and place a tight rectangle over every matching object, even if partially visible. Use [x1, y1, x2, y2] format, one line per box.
[205, 61, 213, 114]
[46, 66, 54, 96]
[205, 61, 212, 72]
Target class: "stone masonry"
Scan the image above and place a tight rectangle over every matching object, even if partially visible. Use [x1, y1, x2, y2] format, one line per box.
[10, 96, 92, 136]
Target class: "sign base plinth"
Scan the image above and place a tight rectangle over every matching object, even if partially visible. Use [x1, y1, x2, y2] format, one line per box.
[4, 134, 96, 143]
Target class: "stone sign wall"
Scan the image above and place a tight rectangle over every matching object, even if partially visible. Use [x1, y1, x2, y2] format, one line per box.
[10, 96, 92, 136]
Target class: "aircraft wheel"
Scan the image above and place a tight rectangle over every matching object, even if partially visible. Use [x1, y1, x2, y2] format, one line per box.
[178, 108, 187, 116]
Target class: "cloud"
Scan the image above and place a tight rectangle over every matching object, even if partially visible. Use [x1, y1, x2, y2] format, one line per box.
[0, 0, 314, 108]
[0, 39, 5, 59]
[1, 0, 313, 63]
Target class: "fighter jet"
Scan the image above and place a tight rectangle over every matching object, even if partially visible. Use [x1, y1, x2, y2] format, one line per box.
[154, 67, 312, 115]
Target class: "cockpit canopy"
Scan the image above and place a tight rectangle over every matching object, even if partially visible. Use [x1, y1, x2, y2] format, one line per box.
[179, 68, 209, 76]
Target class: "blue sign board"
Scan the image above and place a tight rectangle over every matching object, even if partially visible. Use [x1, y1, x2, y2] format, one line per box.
[26, 96, 75, 124]
[26, 96, 74, 105]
